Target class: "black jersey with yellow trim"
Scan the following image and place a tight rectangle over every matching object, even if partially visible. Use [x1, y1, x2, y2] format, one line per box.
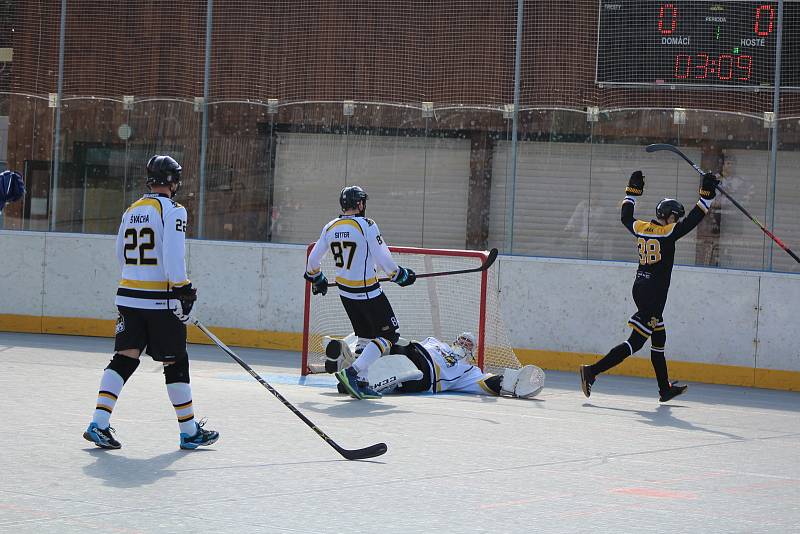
[621, 197, 707, 287]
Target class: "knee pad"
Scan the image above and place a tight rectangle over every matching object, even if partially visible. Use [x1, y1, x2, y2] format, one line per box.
[626, 331, 649, 353]
[163, 357, 190, 384]
[106, 353, 140, 383]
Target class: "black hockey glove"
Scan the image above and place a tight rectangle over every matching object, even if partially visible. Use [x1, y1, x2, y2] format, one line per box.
[626, 171, 645, 196]
[700, 172, 719, 200]
[392, 266, 416, 287]
[304, 271, 328, 296]
[171, 283, 197, 323]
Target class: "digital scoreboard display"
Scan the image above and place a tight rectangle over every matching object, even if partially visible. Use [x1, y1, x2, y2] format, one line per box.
[596, 1, 800, 88]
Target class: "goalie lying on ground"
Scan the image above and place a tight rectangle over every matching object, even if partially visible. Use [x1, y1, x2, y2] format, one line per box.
[324, 333, 544, 399]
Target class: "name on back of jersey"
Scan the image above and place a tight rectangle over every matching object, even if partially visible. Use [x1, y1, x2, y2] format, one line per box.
[334, 231, 350, 239]
[129, 213, 150, 224]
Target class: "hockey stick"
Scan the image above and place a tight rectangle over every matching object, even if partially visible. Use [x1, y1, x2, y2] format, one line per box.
[189, 317, 388, 460]
[326, 247, 498, 288]
[645, 143, 800, 264]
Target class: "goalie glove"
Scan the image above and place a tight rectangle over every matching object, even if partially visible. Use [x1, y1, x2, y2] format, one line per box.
[699, 172, 719, 200]
[625, 170, 645, 196]
[391, 266, 416, 287]
[171, 283, 197, 323]
[304, 271, 328, 296]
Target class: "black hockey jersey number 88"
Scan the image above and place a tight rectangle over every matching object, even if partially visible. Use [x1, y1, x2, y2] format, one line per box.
[636, 238, 662, 265]
[124, 228, 158, 265]
[330, 241, 357, 269]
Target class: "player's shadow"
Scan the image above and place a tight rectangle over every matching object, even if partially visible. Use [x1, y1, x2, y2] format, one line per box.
[298, 396, 412, 419]
[582, 403, 744, 441]
[82, 449, 193, 488]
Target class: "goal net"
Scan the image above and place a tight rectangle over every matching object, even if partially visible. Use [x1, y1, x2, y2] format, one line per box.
[301, 246, 520, 376]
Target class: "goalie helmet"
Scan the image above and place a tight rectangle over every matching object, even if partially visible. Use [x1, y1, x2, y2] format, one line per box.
[146, 155, 182, 195]
[451, 332, 477, 362]
[340, 185, 368, 213]
[656, 198, 685, 221]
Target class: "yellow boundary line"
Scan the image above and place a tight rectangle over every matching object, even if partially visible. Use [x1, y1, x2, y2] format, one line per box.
[1, 314, 798, 392]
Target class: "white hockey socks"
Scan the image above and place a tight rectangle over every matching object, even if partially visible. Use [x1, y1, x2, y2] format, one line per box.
[351, 338, 389, 377]
[92, 369, 125, 429]
[167, 383, 196, 435]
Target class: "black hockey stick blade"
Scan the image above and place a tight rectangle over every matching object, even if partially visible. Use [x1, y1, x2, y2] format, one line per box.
[335, 442, 388, 461]
[190, 317, 388, 460]
[645, 143, 704, 174]
[645, 144, 800, 264]
[326, 248, 499, 288]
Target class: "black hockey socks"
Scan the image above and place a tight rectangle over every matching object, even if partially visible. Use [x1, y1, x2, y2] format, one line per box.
[650, 328, 671, 392]
[590, 331, 647, 375]
[92, 354, 140, 429]
[164, 359, 196, 435]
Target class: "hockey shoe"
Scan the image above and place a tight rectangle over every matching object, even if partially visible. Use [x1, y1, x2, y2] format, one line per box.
[659, 382, 688, 403]
[579, 365, 595, 398]
[83, 422, 121, 450]
[335, 367, 382, 400]
[179, 418, 219, 450]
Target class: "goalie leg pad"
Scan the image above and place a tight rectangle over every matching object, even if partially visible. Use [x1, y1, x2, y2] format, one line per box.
[500, 365, 545, 398]
[366, 354, 423, 394]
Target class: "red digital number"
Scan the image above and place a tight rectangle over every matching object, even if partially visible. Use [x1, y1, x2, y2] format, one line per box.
[754, 4, 775, 36]
[674, 55, 690, 79]
[695, 53, 709, 79]
[737, 55, 752, 81]
[658, 3, 678, 35]
[718, 54, 734, 80]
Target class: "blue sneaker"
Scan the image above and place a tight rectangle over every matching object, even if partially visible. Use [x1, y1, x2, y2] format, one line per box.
[335, 367, 382, 400]
[180, 419, 219, 450]
[83, 422, 121, 449]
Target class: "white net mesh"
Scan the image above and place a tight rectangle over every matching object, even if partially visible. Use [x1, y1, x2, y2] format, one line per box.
[302, 247, 520, 375]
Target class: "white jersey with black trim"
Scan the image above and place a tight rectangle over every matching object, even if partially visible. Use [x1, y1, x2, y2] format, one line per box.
[114, 193, 190, 310]
[418, 337, 494, 394]
[306, 215, 399, 300]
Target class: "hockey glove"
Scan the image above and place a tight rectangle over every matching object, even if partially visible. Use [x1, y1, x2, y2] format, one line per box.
[304, 271, 328, 296]
[700, 172, 719, 200]
[392, 266, 416, 287]
[626, 170, 645, 196]
[171, 283, 197, 323]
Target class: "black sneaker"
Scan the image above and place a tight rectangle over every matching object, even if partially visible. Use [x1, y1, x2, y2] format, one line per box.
[84, 423, 121, 449]
[180, 419, 219, 450]
[579, 365, 595, 398]
[659, 382, 688, 402]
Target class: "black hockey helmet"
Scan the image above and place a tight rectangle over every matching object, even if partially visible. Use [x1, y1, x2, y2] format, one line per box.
[146, 155, 182, 194]
[340, 185, 368, 211]
[656, 198, 685, 221]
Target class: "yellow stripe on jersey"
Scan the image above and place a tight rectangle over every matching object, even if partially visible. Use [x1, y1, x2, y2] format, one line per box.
[433, 362, 442, 392]
[127, 198, 163, 216]
[335, 276, 378, 288]
[119, 279, 169, 290]
[171, 280, 191, 289]
[633, 219, 676, 237]
[328, 219, 364, 235]
[696, 199, 709, 214]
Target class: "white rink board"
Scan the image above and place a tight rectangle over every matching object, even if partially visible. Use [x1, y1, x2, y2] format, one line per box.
[756, 273, 800, 372]
[0, 231, 797, 373]
[0, 231, 46, 316]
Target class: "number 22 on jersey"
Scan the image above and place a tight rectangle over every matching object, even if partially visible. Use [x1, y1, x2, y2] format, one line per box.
[637, 237, 662, 265]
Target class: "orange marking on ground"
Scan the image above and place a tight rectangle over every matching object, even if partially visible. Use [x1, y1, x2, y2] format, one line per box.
[612, 487, 698, 499]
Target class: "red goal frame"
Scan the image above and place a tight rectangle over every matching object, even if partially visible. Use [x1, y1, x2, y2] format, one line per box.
[301, 245, 490, 375]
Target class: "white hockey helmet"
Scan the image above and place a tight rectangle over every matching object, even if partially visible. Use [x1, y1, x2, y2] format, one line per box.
[452, 332, 477, 361]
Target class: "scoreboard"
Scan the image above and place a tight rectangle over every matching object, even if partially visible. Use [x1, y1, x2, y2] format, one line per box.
[596, 1, 799, 88]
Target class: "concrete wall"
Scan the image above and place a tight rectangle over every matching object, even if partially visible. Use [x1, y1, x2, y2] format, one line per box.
[1, 230, 797, 387]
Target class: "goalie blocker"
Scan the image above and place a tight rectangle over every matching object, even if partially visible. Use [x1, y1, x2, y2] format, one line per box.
[323, 334, 544, 399]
